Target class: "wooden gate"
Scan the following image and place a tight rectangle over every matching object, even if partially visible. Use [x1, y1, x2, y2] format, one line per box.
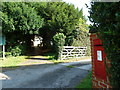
[60, 46, 87, 60]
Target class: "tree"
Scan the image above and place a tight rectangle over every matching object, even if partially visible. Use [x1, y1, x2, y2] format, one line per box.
[89, 2, 120, 88]
[1, 2, 90, 57]
[1, 2, 44, 49]
[31, 2, 84, 48]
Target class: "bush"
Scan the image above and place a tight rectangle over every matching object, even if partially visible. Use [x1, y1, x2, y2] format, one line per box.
[7, 45, 26, 57]
[53, 33, 66, 60]
[11, 46, 22, 57]
[18, 44, 27, 55]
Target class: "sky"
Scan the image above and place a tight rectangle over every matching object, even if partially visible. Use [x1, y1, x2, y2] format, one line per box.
[62, 0, 92, 24]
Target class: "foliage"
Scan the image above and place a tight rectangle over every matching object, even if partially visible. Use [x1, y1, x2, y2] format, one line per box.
[75, 18, 89, 32]
[1, 2, 90, 58]
[65, 36, 74, 46]
[1, 2, 44, 51]
[1, 2, 44, 34]
[9, 46, 22, 57]
[89, 2, 120, 88]
[72, 30, 90, 56]
[6, 45, 26, 57]
[64, 17, 90, 55]
[31, 2, 84, 48]
[53, 33, 66, 59]
[73, 17, 90, 56]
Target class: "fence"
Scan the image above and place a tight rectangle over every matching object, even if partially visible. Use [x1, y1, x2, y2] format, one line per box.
[60, 46, 87, 60]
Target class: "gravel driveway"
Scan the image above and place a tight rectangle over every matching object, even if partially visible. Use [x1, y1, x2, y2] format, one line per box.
[1, 59, 91, 88]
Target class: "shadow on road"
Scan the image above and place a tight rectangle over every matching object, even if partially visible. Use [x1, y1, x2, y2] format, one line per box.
[26, 58, 49, 60]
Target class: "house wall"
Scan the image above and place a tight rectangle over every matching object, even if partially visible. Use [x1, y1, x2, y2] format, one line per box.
[32, 35, 43, 47]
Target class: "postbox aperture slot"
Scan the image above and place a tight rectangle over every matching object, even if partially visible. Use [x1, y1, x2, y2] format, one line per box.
[94, 45, 102, 46]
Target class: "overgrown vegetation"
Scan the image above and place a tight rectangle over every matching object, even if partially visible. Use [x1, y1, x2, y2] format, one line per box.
[89, 2, 120, 88]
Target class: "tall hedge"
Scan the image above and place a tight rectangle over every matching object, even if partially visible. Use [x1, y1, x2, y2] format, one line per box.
[53, 33, 66, 60]
[89, 2, 120, 88]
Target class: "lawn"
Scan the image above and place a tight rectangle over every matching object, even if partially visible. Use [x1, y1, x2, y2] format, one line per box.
[76, 71, 92, 88]
[50, 56, 91, 64]
[0, 56, 29, 68]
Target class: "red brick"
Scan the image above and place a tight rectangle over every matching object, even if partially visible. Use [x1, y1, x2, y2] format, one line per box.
[107, 85, 112, 88]
[93, 79, 98, 84]
[100, 82, 107, 88]
[95, 84, 103, 88]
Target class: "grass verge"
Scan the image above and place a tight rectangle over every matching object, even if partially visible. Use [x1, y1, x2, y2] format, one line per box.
[0, 52, 91, 69]
[43, 52, 55, 60]
[66, 65, 75, 68]
[0, 56, 29, 68]
[76, 71, 92, 88]
[50, 56, 91, 64]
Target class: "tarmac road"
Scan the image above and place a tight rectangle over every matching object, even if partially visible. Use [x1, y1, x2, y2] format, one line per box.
[1, 59, 91, 88]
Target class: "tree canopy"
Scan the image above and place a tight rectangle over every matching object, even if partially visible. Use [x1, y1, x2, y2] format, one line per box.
[2, 2, 44, 34]
[1, 2, 89, 56]
[29, 2, 86, 48]
[1, 2, 44, 48]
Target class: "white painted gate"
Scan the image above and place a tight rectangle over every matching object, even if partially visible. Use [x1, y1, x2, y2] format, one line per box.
[60, 46, 87, 60]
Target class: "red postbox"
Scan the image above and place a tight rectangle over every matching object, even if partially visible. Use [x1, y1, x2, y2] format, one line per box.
[90, 34, 107, 81]
[93, 38, 107, 81]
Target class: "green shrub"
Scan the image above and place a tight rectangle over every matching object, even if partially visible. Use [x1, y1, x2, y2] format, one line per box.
[11, 46, 22, 57]
[53, 33, 66, 60]
[7, 44, 27, 57]
[18, 44, 27, 55]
